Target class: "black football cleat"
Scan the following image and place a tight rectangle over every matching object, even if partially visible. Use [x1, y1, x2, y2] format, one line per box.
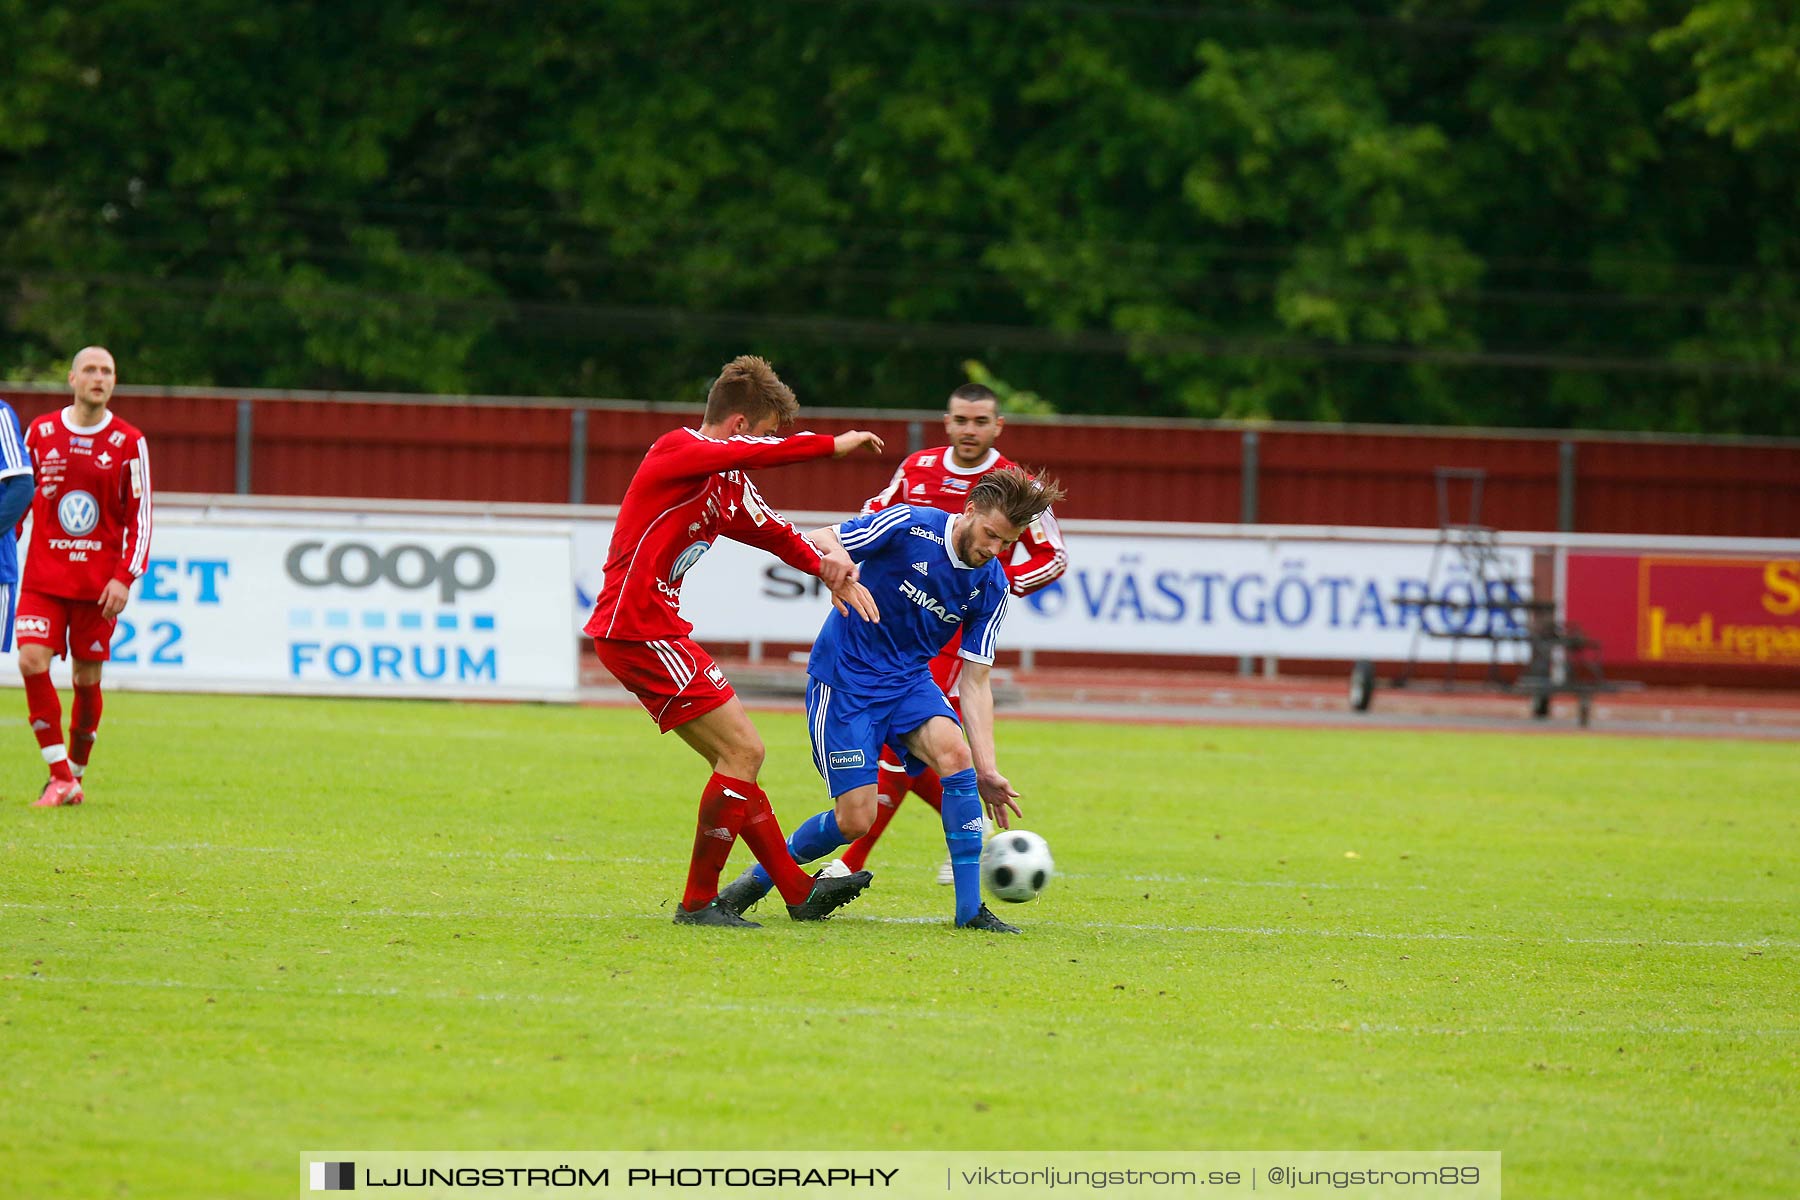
[672, 899, 762, 929]
[786, 869, 873, 921]
[715, 867, 772, 917]
[957, 904, 1022, 934]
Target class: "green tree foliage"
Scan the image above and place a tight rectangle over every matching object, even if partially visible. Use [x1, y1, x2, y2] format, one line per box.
[1, 0, 1795, 433]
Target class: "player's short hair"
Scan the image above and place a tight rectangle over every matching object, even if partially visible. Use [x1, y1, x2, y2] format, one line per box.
[969, 465, 1065, 529]
[705, 356, 799, 427]
[948, 383, 999, 411]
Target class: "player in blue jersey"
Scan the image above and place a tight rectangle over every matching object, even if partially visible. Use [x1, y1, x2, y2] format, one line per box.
[0, 398, 34, 655]
[717, 466, 1066, 932]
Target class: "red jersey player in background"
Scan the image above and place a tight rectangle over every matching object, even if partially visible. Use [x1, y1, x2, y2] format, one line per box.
[831, 382, 1066, 881]
[586, 355, 886, 928]
[19, 346, 153, 808]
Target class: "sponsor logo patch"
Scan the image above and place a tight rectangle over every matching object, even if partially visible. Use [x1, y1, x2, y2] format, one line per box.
[56, 490, 100, 536]
[827, 749, 866, 770]
[16, 616, 50, 637]
[943, 478, 971, 493]
[668, 540, 710, 583]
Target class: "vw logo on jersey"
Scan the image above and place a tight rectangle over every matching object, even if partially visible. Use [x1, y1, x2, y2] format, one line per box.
[668, 540, 711, 582]
[57, 489, 100, 536]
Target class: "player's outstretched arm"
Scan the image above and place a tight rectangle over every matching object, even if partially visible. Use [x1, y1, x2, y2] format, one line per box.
[960, 663, 1021, 829]
[1007, 506, 1069, 596]
[833, 430, 885, 458]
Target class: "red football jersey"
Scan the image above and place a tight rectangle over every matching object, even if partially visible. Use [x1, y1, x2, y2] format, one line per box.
[864, 446, 1067, 596]
[23, 407, 153, 600]
[585, 427, 835, 641]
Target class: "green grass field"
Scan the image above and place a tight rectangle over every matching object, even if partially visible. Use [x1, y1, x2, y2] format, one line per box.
[3, 693, 1795, 1198]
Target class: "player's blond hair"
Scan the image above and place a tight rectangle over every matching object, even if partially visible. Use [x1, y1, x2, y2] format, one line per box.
[969, 465, 1065, 528]
[704, 356, 800, 427]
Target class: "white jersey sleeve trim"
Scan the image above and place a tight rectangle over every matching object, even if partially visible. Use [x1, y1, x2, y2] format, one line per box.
[126, 436, 154, 577]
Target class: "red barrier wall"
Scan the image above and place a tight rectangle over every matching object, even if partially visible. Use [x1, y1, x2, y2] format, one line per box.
[3, 385, 1796, 534]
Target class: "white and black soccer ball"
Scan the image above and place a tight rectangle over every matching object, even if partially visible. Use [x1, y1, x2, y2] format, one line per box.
[980, 830, 1054, 903]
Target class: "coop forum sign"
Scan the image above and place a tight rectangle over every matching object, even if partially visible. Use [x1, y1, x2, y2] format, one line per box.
[3, 512, 578, 700]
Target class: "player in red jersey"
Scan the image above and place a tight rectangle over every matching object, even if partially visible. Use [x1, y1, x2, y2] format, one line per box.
[585, 355, 886, 928]
[832, 383, 1066, 880]
[18, 346, 153, 808]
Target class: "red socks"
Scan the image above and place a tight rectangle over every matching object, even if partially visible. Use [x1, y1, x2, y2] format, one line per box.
[911, 768, 944, 814]
[733, 780, 816, 906]
[23, 672, 74, 783]
[680, 774, 750, 912]
[70, 683, 102, 774]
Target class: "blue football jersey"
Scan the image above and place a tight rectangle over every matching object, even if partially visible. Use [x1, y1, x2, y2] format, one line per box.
[0, 402, 30, 586]
[808, 505, 1011, 698]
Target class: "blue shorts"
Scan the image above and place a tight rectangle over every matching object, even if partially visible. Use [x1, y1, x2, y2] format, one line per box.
[806, 673, 959, 798]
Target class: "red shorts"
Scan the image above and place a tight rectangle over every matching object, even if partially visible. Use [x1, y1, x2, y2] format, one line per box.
[593, 636, 736, 733]
[15, 589, 116, 662]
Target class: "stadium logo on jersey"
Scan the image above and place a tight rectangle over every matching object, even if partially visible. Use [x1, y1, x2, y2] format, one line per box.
[899, 579, 960, 624]
[908, 526, 944, 545]
[912, 561, 930, 576]
[56, 490, 100, 536]
[828, 749, 866, 770]
[668, 540, 711, 583]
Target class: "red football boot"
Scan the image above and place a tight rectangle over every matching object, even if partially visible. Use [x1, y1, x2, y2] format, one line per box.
[32, 778, 83, 808]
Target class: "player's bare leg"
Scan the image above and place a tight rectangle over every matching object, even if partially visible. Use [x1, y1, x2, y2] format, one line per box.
[837, 753, 910, 873]
[20, 643, 81, 808]
[673, 700, 869, 923]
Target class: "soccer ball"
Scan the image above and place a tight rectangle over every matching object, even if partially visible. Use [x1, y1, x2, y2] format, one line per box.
[980, 830, 1054, 903]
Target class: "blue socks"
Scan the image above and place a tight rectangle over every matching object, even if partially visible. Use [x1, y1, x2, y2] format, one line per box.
[748, 809, 844, 896]
[939, 768, 983, 925]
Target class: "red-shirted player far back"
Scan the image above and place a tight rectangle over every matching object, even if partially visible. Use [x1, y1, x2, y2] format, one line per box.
[19, 346, 155, 810]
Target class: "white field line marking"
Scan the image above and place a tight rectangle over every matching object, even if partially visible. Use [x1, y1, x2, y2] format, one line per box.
[13, 975, 1798, 1037]
[13, 845, 1778, 906]
[6, 900, 1786, 951]
[18, 842, 676, 866]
